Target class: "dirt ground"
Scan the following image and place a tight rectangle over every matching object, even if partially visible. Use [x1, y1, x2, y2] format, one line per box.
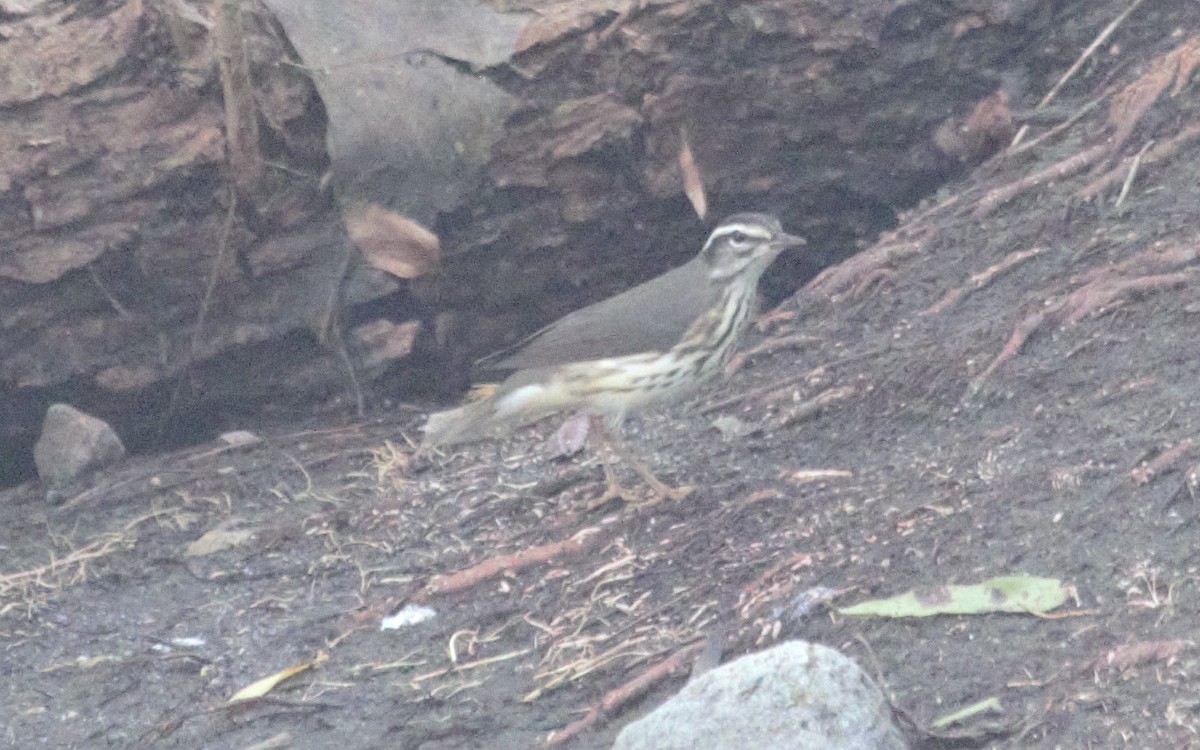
[7, 24, 1200, 750]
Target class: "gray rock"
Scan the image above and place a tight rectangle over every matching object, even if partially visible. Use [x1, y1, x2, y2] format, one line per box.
[613, 641, 907, 750]
[33, 403, 125, 487]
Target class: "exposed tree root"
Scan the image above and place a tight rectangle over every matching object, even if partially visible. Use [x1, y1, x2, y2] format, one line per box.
[969, 236, 1199, 395]
[923, 247, 1044, 316]
[545, 641, 703, 745]
[425, 527, 607, 596]
[973, 144, 1107, 218]
[1131, 438, 1196, 486]
[805, 227, 931, 301]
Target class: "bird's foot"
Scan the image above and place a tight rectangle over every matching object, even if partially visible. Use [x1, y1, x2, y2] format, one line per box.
[586, 463, 641, 509]
[584, 415, 694, 507]
[587, 461, 693, 510]
[622, 453, 694, 504]
[651, 481, 695, 503]
[633, 483, 694, 508]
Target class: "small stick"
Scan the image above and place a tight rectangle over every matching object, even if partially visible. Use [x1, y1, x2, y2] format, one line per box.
[1131, 438, 1195, 486]
[974, 144, 1107, 217]
[1036, 0, 1147, 109]
[966, 303, 1061, 397]
[1078, 123, 1200, 200]
[545, 642, 703, 745]
[1007, 93, 1107, 156]
[1113, 139, 1154, 208]
[424, 527, 605, 596]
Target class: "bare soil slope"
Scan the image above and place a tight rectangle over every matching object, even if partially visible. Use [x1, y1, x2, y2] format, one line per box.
[6, 11, 1200, 750]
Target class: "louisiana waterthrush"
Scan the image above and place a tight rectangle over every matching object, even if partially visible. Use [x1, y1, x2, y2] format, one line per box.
[422, 213, 805, 450]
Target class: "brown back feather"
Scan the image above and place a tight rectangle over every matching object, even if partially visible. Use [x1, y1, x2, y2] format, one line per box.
[477, 256, 721, 372]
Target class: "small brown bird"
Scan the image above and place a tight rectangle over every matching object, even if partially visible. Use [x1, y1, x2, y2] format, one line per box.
[422, 213, 805, 494]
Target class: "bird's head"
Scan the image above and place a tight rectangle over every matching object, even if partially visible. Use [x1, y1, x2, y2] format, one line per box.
[700, 213, 806, 282]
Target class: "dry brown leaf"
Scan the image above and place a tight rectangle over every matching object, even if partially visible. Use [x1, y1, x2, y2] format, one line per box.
[344, 202, 440, 279]
[678, 128, 707, 219]
[933, 88, 1016, 164]
[549, 412, 591, 457]
[1090, 640, 1187, 673]
[94, 364, 162, 391]
[351, 319, 421, 368]
[229, 651, 328, 703]
[185, 519, 256, 556]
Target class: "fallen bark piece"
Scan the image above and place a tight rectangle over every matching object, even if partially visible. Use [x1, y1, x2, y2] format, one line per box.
[344, 202, 440, 280]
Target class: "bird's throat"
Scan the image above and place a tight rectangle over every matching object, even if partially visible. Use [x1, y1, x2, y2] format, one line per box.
[672, 279, 758, 379]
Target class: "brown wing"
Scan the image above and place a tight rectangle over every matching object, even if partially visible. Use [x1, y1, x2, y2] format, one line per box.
[478, 257, 720, 372]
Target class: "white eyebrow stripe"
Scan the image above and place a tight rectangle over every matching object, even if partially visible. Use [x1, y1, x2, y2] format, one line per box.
[709, 223, 772, 241]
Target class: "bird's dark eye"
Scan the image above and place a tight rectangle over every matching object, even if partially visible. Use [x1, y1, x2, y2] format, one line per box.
[730, 231, 749, 244]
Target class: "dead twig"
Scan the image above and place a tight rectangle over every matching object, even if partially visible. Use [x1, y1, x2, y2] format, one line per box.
[806, 228, 930, 300]
[966, 303, 1062, 398]
[410, 648, 534, 684]
[776, 386, 857, 428]
[161, 192, 239, 433]
[1131, 438, 1196, 486]
[545, 641, 703, 745]
[1, 533, 129, 616]
[1035, 0, 1148, 110]
[973, 144, 1108, 217]
[88, 265, 134, 319]
[1007, 92, 1108, 156]
[1112, 139, 1154, 208]
[1078, 123, 1200, 201]
[424, 527, 606, 596]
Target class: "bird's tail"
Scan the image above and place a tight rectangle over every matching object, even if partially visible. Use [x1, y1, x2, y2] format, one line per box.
[421, 374, 573, 447]
[421, 396, 504, 447]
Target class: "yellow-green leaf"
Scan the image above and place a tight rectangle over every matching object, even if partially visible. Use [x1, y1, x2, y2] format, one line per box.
[837, 575, 1071, 618]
